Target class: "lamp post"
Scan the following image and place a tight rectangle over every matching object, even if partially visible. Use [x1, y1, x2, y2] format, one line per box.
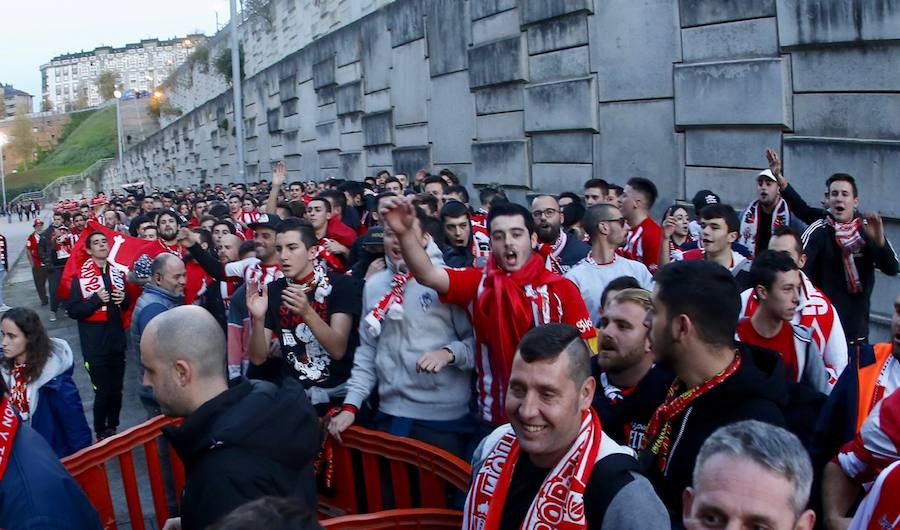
[113, 89, 126, 183]
[0, 134, 7, 219]
[229, 0, 247, 184]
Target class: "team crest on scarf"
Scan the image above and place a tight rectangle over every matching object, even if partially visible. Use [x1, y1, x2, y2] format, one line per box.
[739, 199, 790, 257]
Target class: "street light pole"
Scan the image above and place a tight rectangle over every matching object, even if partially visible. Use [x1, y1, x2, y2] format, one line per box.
[229, 0, 247, 184]
[0, 138, 7, 219]
[113, 90, 126, 184]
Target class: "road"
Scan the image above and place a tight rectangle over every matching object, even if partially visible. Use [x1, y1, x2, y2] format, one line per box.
[2, 213, 158, 529]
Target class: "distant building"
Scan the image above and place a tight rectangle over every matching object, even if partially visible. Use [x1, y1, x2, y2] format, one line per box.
[40, 34, 207, 112]
[0, 84, 34, 118]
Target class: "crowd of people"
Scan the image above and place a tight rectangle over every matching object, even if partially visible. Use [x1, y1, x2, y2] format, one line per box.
[1, 150, 899, 530]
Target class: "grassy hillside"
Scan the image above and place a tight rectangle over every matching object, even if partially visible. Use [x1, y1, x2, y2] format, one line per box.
[7, 106, 117, 197]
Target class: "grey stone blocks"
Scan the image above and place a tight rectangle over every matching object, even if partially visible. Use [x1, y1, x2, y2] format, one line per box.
[777, 0, 900, 48]
[791, 45, 900, 92]
[679, 0, 775, 27]
[528, 46, 590, 84]
[520, 0, 592, 25]
[681, 18, 779, 63]
[474, 85, 524, 115]
[362, 111, 394, 147]
[468, 36, 528, 88]
[685, 128, 782, 169]
[532, 163, 593, 195]
[335, 81, 363, 116]
[427, 0, 469, 76]
[471, 0, 518, 21]
[674, 57, 793, 128]
[472, 140, 531, 187]
[527, 13, 589, 54]
[392, 146, 432, 177]
[794, 94, 900, 141]
[312, 57, 335, 89]
[524, 77, 597, 132]
[532, 132, 593, 164]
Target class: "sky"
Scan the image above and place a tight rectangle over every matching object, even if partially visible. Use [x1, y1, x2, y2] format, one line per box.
[0, 0, 231, 111]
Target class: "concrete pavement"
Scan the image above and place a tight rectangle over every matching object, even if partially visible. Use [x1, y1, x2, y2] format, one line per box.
[2, 214, 160, 529]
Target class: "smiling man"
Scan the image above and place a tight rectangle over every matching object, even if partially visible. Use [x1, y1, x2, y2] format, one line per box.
[463, 323, 668, 530]
[381, 198, 595, 427]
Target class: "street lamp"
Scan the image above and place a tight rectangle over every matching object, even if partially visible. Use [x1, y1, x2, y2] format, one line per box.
[113, 90, 126, 183]
[0, 134, 7, 219]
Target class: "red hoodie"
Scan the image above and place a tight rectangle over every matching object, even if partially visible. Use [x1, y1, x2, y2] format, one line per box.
[327, 216, 356, 247]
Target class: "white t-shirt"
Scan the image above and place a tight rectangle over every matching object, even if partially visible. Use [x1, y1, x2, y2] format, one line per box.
[565, 254, 654, 325]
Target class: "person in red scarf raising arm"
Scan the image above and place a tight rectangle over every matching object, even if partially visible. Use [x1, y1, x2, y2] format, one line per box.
[381, 197, 595, 428]
[463, 323, 668, 530]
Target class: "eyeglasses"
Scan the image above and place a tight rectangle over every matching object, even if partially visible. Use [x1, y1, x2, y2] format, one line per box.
[600, 218, 627, 227]
[531, 208, 559, 219]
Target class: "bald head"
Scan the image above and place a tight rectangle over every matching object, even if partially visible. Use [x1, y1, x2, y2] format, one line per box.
[219, 233, 242, 262]
[143, 305, 226, 382]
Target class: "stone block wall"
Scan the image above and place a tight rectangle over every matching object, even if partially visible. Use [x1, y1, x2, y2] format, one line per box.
[117, 0, 900, 336]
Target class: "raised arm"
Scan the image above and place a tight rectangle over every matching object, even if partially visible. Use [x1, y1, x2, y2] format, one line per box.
[768, 148, 825, 224]
[265, 161, 286, 214]
[380, 196, 450, 294]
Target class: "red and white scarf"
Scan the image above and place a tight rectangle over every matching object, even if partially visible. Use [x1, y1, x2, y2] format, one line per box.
[78, 259, 126, 322]
[643, 353, 742, 472]
[463, 410, 603, 530]
[471, 224, 491, 269]
[8, 365, 29, 421]
[738, 198, 790, 256]
[0, 396, 20, 480]
[537, 231, 567, 274]
[363, 272, 411, 337]
[317, 238, 346, 274]
[826, 215, 865, 294]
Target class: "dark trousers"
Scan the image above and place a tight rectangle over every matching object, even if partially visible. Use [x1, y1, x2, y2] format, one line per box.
[83, 353, 126, 434]
[48, 266, 63, 312]
[32, 266, 49, 305]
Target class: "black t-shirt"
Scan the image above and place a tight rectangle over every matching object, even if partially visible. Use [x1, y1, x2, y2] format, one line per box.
[264, 274, 361, 388]
[591, 363, 674, 451]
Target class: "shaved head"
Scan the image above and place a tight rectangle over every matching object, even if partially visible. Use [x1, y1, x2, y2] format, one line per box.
[143, 306, 226, 382]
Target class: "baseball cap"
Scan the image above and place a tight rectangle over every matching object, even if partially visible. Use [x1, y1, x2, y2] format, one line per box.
[249, 212, 283, 231]
[360, 226, 384, 249]
[691, 190, 721, 216]
[757, 169, 777, 182]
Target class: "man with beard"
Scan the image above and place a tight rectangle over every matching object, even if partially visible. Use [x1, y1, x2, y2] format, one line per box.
[737, 150, 807, 258]
[531, 195, 589, 274]
[566, 204, 653, 326]
[382, 197, 594, 428]
[593, 288, 672, 452]
[440, 200, 490, 269]
[641, 260, 787, 523]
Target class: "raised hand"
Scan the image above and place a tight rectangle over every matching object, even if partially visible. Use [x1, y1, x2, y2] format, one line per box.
[766, 148, 788, 190]
[177, 227, 199, 248]
[272, 161, 286, 187]
[246, 280, 269, 320]
[379, 196, 416, 236]
[862, 212, 886, 246]
[662, 207, 677, 239]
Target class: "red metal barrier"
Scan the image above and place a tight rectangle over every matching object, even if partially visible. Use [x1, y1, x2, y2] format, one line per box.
[61, 417, 470, 529]
[321, 508, 463, 529]
[61, 415, 184, 530]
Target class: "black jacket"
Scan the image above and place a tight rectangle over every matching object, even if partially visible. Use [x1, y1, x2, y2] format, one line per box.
[66, 271, 128, 358]
[639, 345, 788, 524]
[163, 378, 320, 530]
[592, 363, 673, 452]
[802, 218, 898, 341]
[783, 183, 899, 340]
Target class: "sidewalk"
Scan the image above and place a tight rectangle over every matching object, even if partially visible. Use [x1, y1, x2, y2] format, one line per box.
[2, 227, 161, 529]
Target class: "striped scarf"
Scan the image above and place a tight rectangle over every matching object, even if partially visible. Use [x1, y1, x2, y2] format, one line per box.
[826, 215, 865, 294]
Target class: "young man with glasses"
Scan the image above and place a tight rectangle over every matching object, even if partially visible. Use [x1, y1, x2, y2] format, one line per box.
[566, 204, 653, 326]
[531, 195, 589, 274]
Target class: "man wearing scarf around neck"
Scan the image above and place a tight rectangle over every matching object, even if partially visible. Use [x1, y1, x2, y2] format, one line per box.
[532, 194, 589, 274]
[381, 197, 595, 428]
[464, 324, 668, 530]
[66, 231, 129, 440]
[247, 218, 361, 415]
[768, 155, 898, 343]
[641, 260, 788, 525]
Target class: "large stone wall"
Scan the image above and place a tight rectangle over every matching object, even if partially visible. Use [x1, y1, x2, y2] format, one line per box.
[117, 0, 900, 335]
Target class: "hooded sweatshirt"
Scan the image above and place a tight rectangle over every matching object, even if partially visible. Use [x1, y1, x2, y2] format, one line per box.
[163, 378, 319, 530]
[1, 338, 92, 458]
[639, 345, 788, 524]
[344, 240, 475, 421]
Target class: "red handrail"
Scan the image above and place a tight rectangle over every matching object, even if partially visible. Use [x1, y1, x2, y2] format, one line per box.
[62, 415, 184, 530]
[61, 417, 472, 529]
[321, 508, 463, 529]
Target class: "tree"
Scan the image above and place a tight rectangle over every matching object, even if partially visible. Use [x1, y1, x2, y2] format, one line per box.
[97, 70, 120, 101]
[75, 83, 89, 110]
[9, 104, 39, 170]
[41, 96, 53, 112]
[214, 46, 245, 85]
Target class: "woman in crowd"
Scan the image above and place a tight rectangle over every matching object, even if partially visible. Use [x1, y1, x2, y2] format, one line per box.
[0, 307, 92, 457]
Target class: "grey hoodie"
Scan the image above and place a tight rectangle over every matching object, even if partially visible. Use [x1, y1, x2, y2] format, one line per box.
[344, 240, 475, 421]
